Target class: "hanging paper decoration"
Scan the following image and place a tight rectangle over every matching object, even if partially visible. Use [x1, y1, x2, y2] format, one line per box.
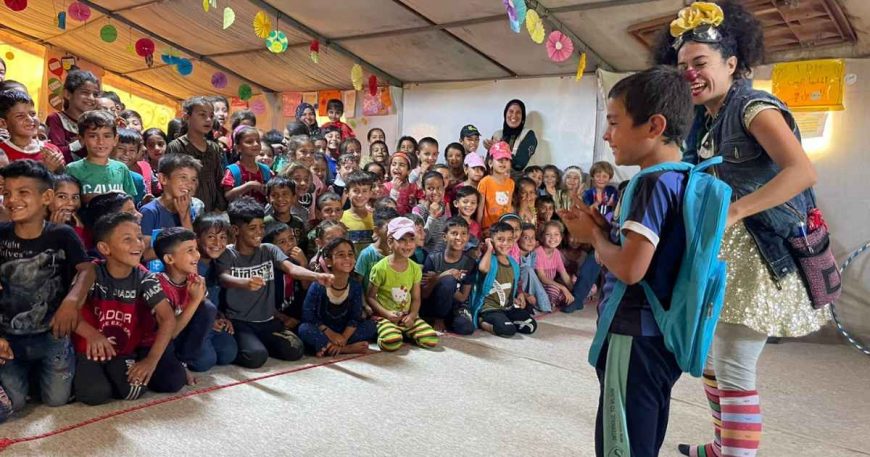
[223, 7, 235, 29]
[61, 56, 76, 70]
[211, 72, 228, 89]
[67, 1, 90, 21]
[351, 64, 363, 91]
[266, 30, 288, 54]
[238, 84, 252, 101]
[250, 98, 266, 115]
[309, 40, 320, 63]
[202, 0, 215, 12]
[135, 38, 155, 57]
[503, 0, 527, 33]
[48, 58, 63, 76]
[368, 75, 377, 96]
[546, 31, 574, 62]
[56, 11, 66, 30]
[525, 10, 545, 44]
[253, 11, 271, 39]
[176, 59, 193, 76]
[100, 25, 118, 43]
[4, 52, 13, 61]
[575, 52, 587, 81]
[4, 0, 27, 12]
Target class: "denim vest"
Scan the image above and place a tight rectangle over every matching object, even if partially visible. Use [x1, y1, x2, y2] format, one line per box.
[684, 79, 815, 281]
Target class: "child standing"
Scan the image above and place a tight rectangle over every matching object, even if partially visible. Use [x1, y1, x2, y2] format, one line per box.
[562, 66, 691, 457]
[368, 140, 389, 168]
[412, 171, 451, 254]
[409, 137, 438, 185]
[66, 110, 138, 202]
[453, 185, 482, 242]
[340, 170, 375, 255]
[49, 175, 84, 239]
[384, 152, 422, 215]
[443, 142, 466, 204]
[143, 128, 167, 172]
[367, 217, 438, 351]
[298, 238, 377, 357]
[321, 99, 355, 139]
[306, 191, 343, 257]
[111, 128, 149, 205]
[322, 125, 343, 181]
[265, 177, 308, 252]
[477, 141, 515, 234]
[515, 177, 538, 227]
[140, 153, 205, 260]
[367, 127, 386, 148]
[217, 197, 333, 368]
[0, 160, 92, 415]
[0, 90, 65, 172]
[73, 212, 185, 405]
[462, 153, 486, 189]
[193, 214, 239, 371]
[459, 124, 481, 157]
[330, 153, 360, 201]
[534, 221, 575, 310]
[469, 222, 537, 337]
[46, 69, 100, 163]
[223, 126, 272, 204]
[583, 161, 618, 218]
[166, 96, 226, 212]
[420, 217, 476, 334]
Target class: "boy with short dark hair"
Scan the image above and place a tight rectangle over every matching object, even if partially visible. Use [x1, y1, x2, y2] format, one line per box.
[320, 98, 355, 140]
[0, 160, 93, 419]
[73, 212, 185, 405]
[355, 206, 398, 296]
[340, 170, 374, 255]
[330, 152, 360, 200]
[0, 89, 65, 173]
[153, 227, 217, 375]
[217, 196, 333, 368]
[421, 216, 475, 335]
[265, 177, 308, 253]
[560, 65, 693, 457]
[112, 128, 148, 205]
[469, 221, 537, 337]
[166, 96, 226, 212]
[66, 110, 137, 202]
[141, 153, 205, 261]
[459, 124, 481, 157]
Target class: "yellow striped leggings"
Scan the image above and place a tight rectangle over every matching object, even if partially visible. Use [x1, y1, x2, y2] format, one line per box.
[376, 318, 439, 351]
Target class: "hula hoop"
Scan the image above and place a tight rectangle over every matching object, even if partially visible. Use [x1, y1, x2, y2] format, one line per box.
[832, 241, 870, 356]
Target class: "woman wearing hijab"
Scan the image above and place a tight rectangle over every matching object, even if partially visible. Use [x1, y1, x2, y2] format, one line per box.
[295, 102, 320, 137]
[484, 99, 538, 176]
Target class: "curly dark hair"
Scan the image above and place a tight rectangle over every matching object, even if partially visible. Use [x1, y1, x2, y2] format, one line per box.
[652, 0, 764, 79]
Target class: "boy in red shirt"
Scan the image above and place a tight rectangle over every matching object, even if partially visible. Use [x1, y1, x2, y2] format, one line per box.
[0, 90, 65, 172]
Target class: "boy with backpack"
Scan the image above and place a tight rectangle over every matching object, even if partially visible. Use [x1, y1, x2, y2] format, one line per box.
[560, 66, 729, 457]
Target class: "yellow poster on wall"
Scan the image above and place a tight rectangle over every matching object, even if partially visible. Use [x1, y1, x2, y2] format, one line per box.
[0, 43, 45, 116]
[772, 59, 845, 112]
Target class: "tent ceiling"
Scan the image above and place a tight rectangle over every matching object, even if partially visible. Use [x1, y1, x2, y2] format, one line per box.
[1, 0, 867, 102]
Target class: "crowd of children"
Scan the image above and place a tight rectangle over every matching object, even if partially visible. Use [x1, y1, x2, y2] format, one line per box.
[0, 67, 625, 428]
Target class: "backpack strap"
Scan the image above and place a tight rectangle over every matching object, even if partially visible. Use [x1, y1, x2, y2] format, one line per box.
[258, 162, 272, 184]
[226, 163, 241, 187]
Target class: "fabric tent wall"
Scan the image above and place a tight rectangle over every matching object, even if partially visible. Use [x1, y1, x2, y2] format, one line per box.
[400, 77, 598, 170]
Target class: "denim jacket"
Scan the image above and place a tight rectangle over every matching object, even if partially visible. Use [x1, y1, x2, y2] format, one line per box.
[684, 79, 815, 281]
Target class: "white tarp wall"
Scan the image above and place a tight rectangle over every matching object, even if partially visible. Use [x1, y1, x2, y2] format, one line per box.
[401, 76, 598, 170]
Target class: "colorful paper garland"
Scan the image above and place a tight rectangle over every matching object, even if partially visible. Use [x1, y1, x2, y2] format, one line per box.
[525, 10, 545, 44]
[67, 1, 90, 21]
[351, 64, 363, 91]
[211, 72, 228, 89]
[4, 0, 27, 12]
[56, 11, 66, 30]
[575, 52, 587, 81]
[239, 84, 252, 101]
[135, 38, 155, 57]
[223, 7, 235, 30]
[253, 11, 271, 39]
[546, 31, 573, 62]
[266, 30, 288, 54]
[100, 25, 118, 43]
[309, 40, 320, 63]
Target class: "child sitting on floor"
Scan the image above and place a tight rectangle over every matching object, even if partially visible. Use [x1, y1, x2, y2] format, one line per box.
[534, 221, 575, 311]
[298, 238, 377, 357]
[263, 222, 307, 332]
[583, 161, 618, 218]
[517, 223, 552, 313]
[264, 177, 308, 252]
[515, 177, 538, 227]
[367, 217, 439, 351]
[309, 219, 349, 274]
[217, 196, 333, 368]
[469, 222, 537, 337]
[421, 216, 476, 335]
[73, 213, 185, 405]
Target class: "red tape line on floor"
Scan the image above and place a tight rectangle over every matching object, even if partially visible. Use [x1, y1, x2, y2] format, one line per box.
[0, 352, 375, 453]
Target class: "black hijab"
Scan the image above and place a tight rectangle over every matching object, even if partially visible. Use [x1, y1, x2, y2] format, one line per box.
[501, 99, 526, 145]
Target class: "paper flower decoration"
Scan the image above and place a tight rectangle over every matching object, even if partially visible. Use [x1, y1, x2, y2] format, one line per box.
[202, 0, 215, 12]
[4, 0, 27, 12]
[368, 75, 378, 96]
[525, 10, 544, 44]
[546, 31, 573, 62]
[100, 25, 117, 43]
[68, 2, 90, 21]
[503, 0, 527, 34]
[223, 7, 235, 29]
[575, 52, 587, 81]
[670, 2, 724, 38]
[351, 64, 364, 91]
[211, 72, 228, 89]
[4, 52, 13, 61]
[239, 84, 252, 101]
[253, 11, 271, 39]
[266, 30, 288, 54]
[135, 38, 155, 57]
[176, 59, 193, 76]
[309, 40, 320, 63]
[250, 99, 266, 115]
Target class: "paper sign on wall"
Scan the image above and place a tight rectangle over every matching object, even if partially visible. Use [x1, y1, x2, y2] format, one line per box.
[302, 92, 318, 108]
[772, 59, 845, 112]
[281, 92, 302, 117]
[229, 96, 248, 109]
[342, 90, 356, 118]
[317, 90, 342, 116]
[363, 87, 393, 116]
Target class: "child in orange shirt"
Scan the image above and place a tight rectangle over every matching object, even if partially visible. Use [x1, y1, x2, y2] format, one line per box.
[477, 141, 514, 233]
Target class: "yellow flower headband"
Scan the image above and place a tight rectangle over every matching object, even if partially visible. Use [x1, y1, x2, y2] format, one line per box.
[670, 2, 725, 50]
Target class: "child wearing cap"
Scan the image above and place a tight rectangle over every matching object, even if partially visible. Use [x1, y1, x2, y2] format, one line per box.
[459, 124, 481, 157]
[462, 153, 486, 189]
[477, 141, 515, 234]
[366, 217, 439, 351]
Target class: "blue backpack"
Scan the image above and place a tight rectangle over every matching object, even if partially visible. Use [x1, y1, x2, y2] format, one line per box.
[588, 157, 732, 377]
[226, 162, 272, 188]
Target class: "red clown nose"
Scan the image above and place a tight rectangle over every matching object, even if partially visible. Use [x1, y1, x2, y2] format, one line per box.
[684, 68, 699, 82]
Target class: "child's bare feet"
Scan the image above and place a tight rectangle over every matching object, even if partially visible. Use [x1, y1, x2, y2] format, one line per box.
[342, 341, 371, 354]
[431, 318, 447, 333]
[185, 368, 197, 386]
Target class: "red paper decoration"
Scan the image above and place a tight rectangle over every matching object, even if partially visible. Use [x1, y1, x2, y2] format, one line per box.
[368, 75, 378, 96]
[4, 0, 27, 12]
[309, 40, 320, 63]
[67, 1, 91, 21]
[135, 38, 155, 57]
